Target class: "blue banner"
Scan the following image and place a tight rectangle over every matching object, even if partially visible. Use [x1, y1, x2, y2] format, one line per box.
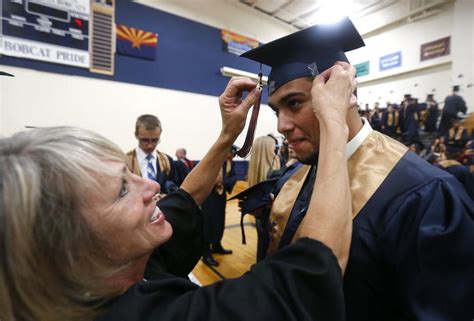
[379, 51, 402, 71]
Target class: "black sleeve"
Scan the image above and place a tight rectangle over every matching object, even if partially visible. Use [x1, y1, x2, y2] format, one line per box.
[163, 155, 181, 193]
[103, 238, 345, 321]
[144, 189, 203, 279]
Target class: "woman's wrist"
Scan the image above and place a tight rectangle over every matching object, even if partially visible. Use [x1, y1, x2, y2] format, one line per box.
[217, 130, 237, 146]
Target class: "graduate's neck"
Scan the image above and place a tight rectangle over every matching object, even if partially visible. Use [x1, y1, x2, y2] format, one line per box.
[347, 108, 364, 141]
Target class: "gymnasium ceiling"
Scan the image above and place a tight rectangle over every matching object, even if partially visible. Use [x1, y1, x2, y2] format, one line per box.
[235, 0, 399, 29]
[137, 0, 452, 35]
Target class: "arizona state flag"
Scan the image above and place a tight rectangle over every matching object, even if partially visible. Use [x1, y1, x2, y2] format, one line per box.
[116, 24, 158, 60]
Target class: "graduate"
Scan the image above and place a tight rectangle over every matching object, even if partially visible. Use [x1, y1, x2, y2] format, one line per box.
[240, 16, 474, 321]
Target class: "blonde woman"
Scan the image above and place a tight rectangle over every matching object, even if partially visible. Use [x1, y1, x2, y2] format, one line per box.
[247, 136, 280, 187]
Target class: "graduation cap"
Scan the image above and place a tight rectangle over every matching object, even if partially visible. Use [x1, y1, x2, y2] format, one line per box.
[241, 17, 364, 95]
[229, 178, 277, 215]
[0, 71, 14, 77]
[228, 178, 278, 244]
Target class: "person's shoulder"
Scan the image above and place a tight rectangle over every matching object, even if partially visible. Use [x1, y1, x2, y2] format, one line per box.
[398, 152, 453, 181]
[444, 94, 455, 102]
[126, 149, 135, 156]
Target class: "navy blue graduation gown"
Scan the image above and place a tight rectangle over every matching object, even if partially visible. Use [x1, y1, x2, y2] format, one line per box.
[344, 153, 473, 321]
[277, 152, 474, 321]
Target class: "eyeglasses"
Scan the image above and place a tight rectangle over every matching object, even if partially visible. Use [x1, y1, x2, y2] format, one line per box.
[138, 138, 160, 145]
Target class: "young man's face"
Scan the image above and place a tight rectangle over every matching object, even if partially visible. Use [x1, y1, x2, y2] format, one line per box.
[135, 126, 161, 154]
[268, 77, 320, 165]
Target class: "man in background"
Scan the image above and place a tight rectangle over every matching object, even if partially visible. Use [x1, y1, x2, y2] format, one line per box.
[423, 93, 439, 132]
[201, 145, 236, 266]
[126, 114, 181, 194]
[439, 85, 468, 136]
[176, 148, 195, 171]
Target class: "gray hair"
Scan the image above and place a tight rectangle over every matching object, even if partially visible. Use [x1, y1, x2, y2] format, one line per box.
[0, 127, 128, 321]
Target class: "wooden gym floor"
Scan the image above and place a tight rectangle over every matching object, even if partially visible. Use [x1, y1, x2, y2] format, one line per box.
[191, 181, 258, 286]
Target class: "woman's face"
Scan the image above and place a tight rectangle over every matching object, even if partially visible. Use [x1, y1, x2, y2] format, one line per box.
[84, 160, 172, 262]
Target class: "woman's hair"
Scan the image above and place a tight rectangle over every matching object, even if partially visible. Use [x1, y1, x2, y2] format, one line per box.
[247, 136, 280, 186]
[0, 127, 129, 321]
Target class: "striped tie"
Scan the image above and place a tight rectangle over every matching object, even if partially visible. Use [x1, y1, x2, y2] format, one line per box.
[146, 154, 156, 181]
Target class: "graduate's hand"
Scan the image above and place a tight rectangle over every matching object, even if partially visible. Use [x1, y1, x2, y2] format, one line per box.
[311, 61, 357, 127]
[218, 77, 261, 143]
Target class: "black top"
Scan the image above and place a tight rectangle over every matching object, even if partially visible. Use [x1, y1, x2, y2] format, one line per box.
[97, 238, 344, 321]
[144, 189, 203, 279]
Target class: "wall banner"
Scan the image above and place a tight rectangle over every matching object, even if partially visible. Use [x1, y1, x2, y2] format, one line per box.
[116, 25, 158, 61]
[355, 61, 370, 77]
[379, 51, 402, 71]
[221, 30, 259, 56]
[420, 36, 450, 61]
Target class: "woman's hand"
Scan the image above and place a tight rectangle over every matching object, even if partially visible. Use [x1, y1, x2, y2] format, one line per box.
[218, 77, 261, 143]
[181, 77, 260, 206]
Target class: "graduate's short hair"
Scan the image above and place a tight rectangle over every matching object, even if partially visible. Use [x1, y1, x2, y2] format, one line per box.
[0, 127, 129, 321]
[135, 114, 162, 133]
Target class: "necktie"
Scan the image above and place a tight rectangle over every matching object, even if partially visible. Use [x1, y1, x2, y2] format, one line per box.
[146, 154, 156, 181]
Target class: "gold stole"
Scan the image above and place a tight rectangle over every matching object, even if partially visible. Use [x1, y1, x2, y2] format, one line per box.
[126, 150, 140, 176]
[267, 131, 408, 255]
[225, 159, 232, 176]
[438, 159, 461, 168]
[267, 165, 311, 254]
[126, 150, 170, 176]
[387, 111, 399, 127]
[215, 169, 225, 195]
[156, 150, 171, 175]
